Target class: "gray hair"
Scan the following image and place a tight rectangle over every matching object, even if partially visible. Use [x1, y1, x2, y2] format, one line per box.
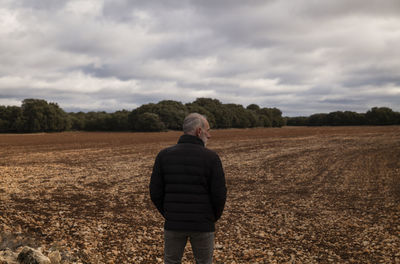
[183, 113, 207, 134]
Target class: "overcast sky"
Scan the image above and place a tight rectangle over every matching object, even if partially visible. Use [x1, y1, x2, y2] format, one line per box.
[1, 0, 399, 116]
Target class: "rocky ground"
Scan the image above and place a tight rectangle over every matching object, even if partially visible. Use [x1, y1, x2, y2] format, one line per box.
[0, 127, 399, 263]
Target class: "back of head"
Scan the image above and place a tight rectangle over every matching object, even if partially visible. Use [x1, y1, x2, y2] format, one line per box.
[183, 113, 206, 135]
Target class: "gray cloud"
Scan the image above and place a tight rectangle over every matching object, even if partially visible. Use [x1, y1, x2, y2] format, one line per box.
[11, 0, 67, 10]
[0, 0, 399, 117]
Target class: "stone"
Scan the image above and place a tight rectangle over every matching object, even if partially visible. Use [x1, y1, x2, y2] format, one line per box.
[48, 251, 61, 264]
[0, 248, 19, 264]
[215, 243, 223, 250]
[17, 247, 51, 264]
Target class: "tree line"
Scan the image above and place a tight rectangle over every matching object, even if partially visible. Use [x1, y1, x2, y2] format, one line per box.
[0, 98, 285, 133]
[286, 107, 400, 126]
[1, 99, 399, 133]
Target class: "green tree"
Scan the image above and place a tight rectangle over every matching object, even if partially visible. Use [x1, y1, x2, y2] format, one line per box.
[20, 99, 69, 132]
[84, 111, 110, 131]
[0, 106, 23, 132]
[246, 109, 262, 127]
[246, 104, 260, 112]
[109, 110, 131, 131]
[286, 116, 308, 126]
[366, 107, 397, 125]
[258, 107, 284, 127]
[129, 104, 159, 131]
[342, 111, 366, 125]
[46, 102, 71, 131]
[326, 111, 366, 126]
[157, 100, 188, 130]
[68, 112, 86, 131]
[192, 98, 232, 128]
[246, 105, 266, 127]
[308, 113, 328, 126]
[135, 112, 165, 132]
[129, 100, 187, 131]
[225, 104, 251, 128]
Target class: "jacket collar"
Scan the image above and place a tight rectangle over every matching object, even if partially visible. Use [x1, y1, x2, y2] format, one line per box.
[178, 134, 205, 147]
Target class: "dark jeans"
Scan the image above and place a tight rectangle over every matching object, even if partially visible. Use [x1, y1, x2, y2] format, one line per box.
[164, 230, 214, 264]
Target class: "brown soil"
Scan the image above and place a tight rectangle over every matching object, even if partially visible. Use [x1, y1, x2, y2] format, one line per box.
[0, 126, 399, 263]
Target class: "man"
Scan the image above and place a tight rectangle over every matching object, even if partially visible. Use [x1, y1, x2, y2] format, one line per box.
[150, 113, 227, 264]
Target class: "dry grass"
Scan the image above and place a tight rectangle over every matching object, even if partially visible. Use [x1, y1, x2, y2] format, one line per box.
[0, 127, 399, 263]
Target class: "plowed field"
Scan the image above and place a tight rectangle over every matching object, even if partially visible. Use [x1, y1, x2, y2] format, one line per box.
[0, 127, 399, 263]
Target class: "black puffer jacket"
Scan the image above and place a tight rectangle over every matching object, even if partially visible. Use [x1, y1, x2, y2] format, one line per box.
[150, 134, 227, 232]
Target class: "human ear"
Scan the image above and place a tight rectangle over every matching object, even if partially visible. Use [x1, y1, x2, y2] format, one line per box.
[196, 127, 202, 137]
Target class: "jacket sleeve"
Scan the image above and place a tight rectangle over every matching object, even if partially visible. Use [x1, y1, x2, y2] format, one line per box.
[210, 154, 227, 221]
[149, 153, 165, 217]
